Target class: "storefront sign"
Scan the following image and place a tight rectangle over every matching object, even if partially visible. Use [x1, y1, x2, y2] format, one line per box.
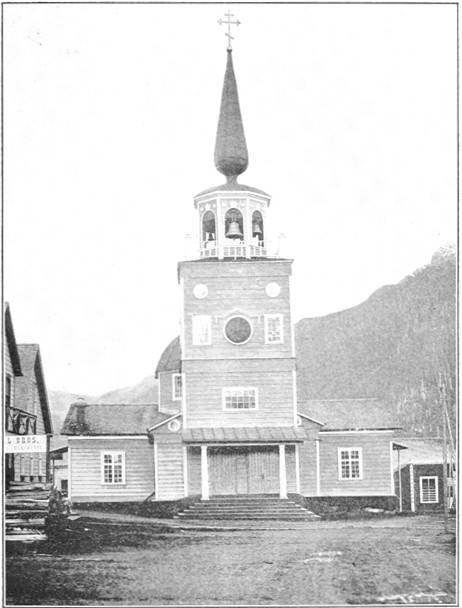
[5, 435, 47, 453]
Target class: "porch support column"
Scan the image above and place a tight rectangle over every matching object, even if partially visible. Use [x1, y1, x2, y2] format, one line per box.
[201, 445, 209, 500]
[279, 444, 287, 499]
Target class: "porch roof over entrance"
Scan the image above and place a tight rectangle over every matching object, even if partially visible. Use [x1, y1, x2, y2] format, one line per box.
[182, 426, 308, 444]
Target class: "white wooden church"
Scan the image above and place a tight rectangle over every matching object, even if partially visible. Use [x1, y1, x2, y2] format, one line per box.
[62, 24, 404, 516]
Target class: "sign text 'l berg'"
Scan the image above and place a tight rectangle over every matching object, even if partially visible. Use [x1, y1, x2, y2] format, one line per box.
[5, 435, 47, 453]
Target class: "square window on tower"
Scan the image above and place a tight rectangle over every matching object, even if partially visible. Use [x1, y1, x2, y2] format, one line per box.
[192, 315, 212, 345]
[264, 314, 284, 344]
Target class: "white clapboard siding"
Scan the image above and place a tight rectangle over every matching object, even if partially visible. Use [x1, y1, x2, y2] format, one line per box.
[318, 433, 394, 496]
[69, 438, 154, 502]
[156, 436, 184, 500]
[183, 359, 295, 428]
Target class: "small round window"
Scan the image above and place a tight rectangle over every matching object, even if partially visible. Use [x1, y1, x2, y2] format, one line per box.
[224, 316, 253, 344]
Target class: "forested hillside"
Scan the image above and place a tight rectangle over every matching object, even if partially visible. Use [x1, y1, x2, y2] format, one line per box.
[295, 246, 456, 437]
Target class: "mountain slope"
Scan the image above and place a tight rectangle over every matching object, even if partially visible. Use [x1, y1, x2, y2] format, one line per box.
[295, 249, 456, 436]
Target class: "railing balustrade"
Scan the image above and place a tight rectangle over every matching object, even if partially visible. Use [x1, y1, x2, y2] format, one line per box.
[5, 406, 37, 435]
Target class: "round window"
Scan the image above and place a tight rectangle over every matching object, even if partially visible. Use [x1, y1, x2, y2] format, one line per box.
[224, 316, 253, 344]
[168, 419, 181, 433]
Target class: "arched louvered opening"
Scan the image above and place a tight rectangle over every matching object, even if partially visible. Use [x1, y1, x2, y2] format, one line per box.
[224, 208, 244, 241]
[202, 210, 216, 248]
[252, 210, 264, 245]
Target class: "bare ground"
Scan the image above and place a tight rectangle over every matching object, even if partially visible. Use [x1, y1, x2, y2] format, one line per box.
[5, 515, 456, 605]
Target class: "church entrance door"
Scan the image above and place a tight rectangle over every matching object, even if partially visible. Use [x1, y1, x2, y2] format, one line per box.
[208, 446, 279, 495]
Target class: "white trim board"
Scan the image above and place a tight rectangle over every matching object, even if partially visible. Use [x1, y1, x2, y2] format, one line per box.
[67, 435, 148, 441]
[320, 430, 394, 435]
[298, 412, 325, 427]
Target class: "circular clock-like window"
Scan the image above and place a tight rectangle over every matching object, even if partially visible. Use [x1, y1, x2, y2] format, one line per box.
[193, 284, 208, 299]
[266, 282, 281, 297]
[224, 316, 253, 344]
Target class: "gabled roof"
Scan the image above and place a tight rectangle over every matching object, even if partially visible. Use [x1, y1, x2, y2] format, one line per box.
[16, 344, 53, 434]
[393, 437, 445, 467]
[4, 303, 22, 376]
[298, 399, 399, 432]
[61, 402, 168, 436]
[155, 336, 181, 378]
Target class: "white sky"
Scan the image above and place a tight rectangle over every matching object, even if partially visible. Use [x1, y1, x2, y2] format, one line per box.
[4, 3, 457, 395]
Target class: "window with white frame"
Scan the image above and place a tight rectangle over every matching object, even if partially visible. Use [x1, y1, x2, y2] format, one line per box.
[338, 448, 363, 479]
[172, 373, 183, 400]
[264, 314, 284, 344]
[101, 451, 125, 485]
[222, 387, 258, 410]
[192, 315, 212, 345]
[420, 476, 438, 503]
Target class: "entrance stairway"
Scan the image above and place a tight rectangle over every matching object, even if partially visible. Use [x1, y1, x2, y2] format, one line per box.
[175, 496, 320, 521]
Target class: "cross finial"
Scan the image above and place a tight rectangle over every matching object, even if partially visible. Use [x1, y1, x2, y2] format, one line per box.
[218, 10, 241, 50]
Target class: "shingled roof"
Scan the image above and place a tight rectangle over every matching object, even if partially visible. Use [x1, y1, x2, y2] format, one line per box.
[4, 303, 22, 376]
[393, 437, 444, 467]
[298, 399, 399, 432]
[155, 336, 181, 378]
[61, 402, 169, 436]
[16, 344, 53, 434]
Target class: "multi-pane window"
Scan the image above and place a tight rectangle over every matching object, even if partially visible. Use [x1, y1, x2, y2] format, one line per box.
[192, 315, 212, 345]
[222, 387, 258, 410]
[101, 451, 125, 485]
[339, 448, 362, 479]
[264, 314, 284, 344]
[172, 374, 183, 401]
[420, 476, 438, 503]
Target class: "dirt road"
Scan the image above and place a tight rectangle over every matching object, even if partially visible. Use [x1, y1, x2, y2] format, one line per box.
[6, 515, 456, 605]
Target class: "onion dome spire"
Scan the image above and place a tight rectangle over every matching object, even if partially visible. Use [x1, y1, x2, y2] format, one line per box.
[214, 47, 249, 182]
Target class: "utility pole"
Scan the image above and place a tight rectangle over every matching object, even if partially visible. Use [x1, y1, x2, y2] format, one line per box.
[439, 374, 449, 533]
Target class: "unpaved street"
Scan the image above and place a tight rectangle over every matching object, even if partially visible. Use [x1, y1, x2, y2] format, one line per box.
[6, 515, 456, 605]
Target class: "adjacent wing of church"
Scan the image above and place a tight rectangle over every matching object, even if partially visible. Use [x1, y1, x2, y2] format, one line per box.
[62, 40, 402, 513]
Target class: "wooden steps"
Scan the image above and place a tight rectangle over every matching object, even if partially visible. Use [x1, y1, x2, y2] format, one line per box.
[5, 482, 50, 543]
[175, 497, 320, 521]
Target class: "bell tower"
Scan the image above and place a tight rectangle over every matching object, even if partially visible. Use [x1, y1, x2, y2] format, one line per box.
[194, 36, 273, 260]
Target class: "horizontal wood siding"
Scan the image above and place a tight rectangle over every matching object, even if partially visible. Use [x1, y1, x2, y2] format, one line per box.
[156, 433, 184, 500]
[69, 438, 154, 502]
[318, 433, 394, 496]
[187, 447, 202, 496]
[158, 372, 182, 415]
[298, 439, 318, 495]
[183, 359, 295, 428]
[179, 260, 293, 360]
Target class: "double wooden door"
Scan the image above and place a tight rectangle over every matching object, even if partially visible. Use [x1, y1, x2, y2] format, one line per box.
[209, 446, 279, 495]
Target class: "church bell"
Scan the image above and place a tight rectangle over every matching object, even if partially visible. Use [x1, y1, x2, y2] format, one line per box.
[252, 222, 262, 236]
[226, 220, 243, 239]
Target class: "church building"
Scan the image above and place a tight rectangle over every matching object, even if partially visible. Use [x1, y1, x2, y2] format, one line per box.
[62, 24, 403, 515]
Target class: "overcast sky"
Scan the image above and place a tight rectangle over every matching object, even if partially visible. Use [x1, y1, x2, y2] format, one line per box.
[4, 3, 457, 395]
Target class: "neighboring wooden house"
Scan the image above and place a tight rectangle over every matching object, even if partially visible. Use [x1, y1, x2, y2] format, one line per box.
[393, 438, 454, 513]
[61, 402, 172, 502]
[297, 399, 400, 501]
[4, 304, 53, 484]
[61, 47, 403, 511]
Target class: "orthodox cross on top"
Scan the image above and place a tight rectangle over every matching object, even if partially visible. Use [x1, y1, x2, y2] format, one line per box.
[218, 10, 241, 49]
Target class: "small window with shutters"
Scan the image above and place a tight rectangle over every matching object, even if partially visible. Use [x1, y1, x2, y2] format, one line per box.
[420, 476, 438, 503]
